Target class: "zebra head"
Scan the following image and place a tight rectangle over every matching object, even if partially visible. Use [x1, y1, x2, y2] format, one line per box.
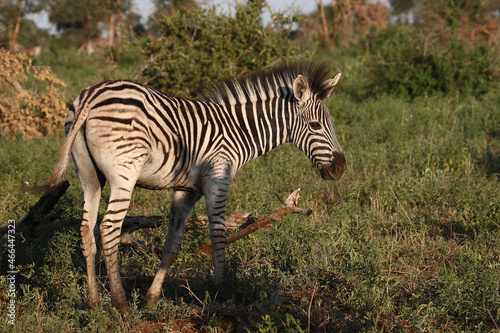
[291, 73, 346, 181]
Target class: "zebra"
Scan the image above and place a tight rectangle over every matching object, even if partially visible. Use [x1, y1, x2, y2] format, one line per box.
[36, 61, 347, 313]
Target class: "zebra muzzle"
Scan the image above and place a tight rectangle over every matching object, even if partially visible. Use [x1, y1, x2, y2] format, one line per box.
[320, 151, 346, 181]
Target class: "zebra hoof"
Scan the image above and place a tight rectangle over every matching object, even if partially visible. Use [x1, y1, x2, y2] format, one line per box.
[86, 298, 99, 311]
[112, 300, 133, 314]
[216, 284, 233, 301]
[122, 305, 133, 314]
[119, 304, 133, 314]
[145, 292, 160, 308]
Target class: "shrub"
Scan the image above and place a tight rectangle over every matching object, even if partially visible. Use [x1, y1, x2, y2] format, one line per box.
[363, 26, 500, 100]
[0, 48, 67, 138]
[134, 0, 308, 98]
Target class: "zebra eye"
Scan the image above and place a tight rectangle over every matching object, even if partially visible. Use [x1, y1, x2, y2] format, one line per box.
[309, 121, 322, 131]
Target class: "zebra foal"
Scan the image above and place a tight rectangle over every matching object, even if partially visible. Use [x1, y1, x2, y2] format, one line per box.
[36, 61, 346, 313]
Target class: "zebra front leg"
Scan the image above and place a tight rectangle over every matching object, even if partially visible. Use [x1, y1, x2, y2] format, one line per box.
[100, 186, 135, 314]
[146, 189, 202, 307]
[203, 174, 231, 299]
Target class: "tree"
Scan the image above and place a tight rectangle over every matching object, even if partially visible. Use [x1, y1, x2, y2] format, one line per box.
[122, 12, 146, 38]
[389, 0, 415, 23]
[302, 0, 391, 48]
[0, 0, 44, 52]
[147, 0, 198, 35]
[408, 0, 500, 47]
[101, 0, 132, 48]
[153, 0, 198, 16]
[47, 0, 102, 44]
[135, 0, 307, 98]
[46, 0, 131, 47]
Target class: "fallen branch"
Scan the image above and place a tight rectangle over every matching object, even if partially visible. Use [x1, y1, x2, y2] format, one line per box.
[199, 188, 311, 253]
[118, 211, 258, 251]
[189, 210, 257, 231]
[120, 232, 149, 249]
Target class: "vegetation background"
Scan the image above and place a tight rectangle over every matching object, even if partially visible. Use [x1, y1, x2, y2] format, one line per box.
[1, 0, 499, 331]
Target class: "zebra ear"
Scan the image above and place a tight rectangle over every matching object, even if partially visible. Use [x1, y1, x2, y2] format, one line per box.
[293, 75, 311, 102]
[322, 73, 342, 99]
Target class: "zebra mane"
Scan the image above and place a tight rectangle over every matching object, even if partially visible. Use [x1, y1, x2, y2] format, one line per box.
[200, 61, 334, 105]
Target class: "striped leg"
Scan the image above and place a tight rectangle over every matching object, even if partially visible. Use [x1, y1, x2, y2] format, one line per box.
[80, 188, 103, 310]
[146, 189, 202, 307]
[203, 166, 231, 298]
[100, 185, 134, 314]
[72, 130, 105, 310]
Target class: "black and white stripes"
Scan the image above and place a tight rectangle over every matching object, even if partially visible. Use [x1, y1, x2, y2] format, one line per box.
[39, 61, 346, 312]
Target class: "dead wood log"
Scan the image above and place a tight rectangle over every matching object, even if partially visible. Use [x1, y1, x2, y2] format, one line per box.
[21, 181, 70, 230]
[0, 181, 70, 244]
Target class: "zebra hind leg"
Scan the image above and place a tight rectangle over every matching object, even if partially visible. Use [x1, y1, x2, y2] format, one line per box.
[146, 189, 202, 307]
[79, 185, 104, 310]
[72, 130, 105, 310]
[99, 184, 135, 314]
[80, 186, 103, 310]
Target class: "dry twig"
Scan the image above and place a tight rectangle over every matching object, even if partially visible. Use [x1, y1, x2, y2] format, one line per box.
[199, 188, 312, 253]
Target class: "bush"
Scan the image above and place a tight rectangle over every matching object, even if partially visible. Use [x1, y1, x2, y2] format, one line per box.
[134, 0, 308, 98]
[363, 26, 500, 100]
[0, 48, 67, 138]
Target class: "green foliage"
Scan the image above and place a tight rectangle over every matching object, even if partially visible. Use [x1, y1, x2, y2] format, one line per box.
[2, 5, 500, 329]
[0, 134, 69, 223]
[32, 46, 141, 100]
[134, 0, 307, 98]
[362, 26, 500, 100]
[1, 87, 500, 331]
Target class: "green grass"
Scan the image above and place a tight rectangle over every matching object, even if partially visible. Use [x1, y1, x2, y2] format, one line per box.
[1, 56, 500, 331]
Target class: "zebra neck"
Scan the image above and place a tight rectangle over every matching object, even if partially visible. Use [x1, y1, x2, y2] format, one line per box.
[227, 98, 294, 165]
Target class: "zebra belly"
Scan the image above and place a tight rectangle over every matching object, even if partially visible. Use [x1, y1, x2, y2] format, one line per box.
[135, 147, 203, 191]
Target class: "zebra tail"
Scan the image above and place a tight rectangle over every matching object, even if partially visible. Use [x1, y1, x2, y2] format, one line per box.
[27, 103, 90, 195]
